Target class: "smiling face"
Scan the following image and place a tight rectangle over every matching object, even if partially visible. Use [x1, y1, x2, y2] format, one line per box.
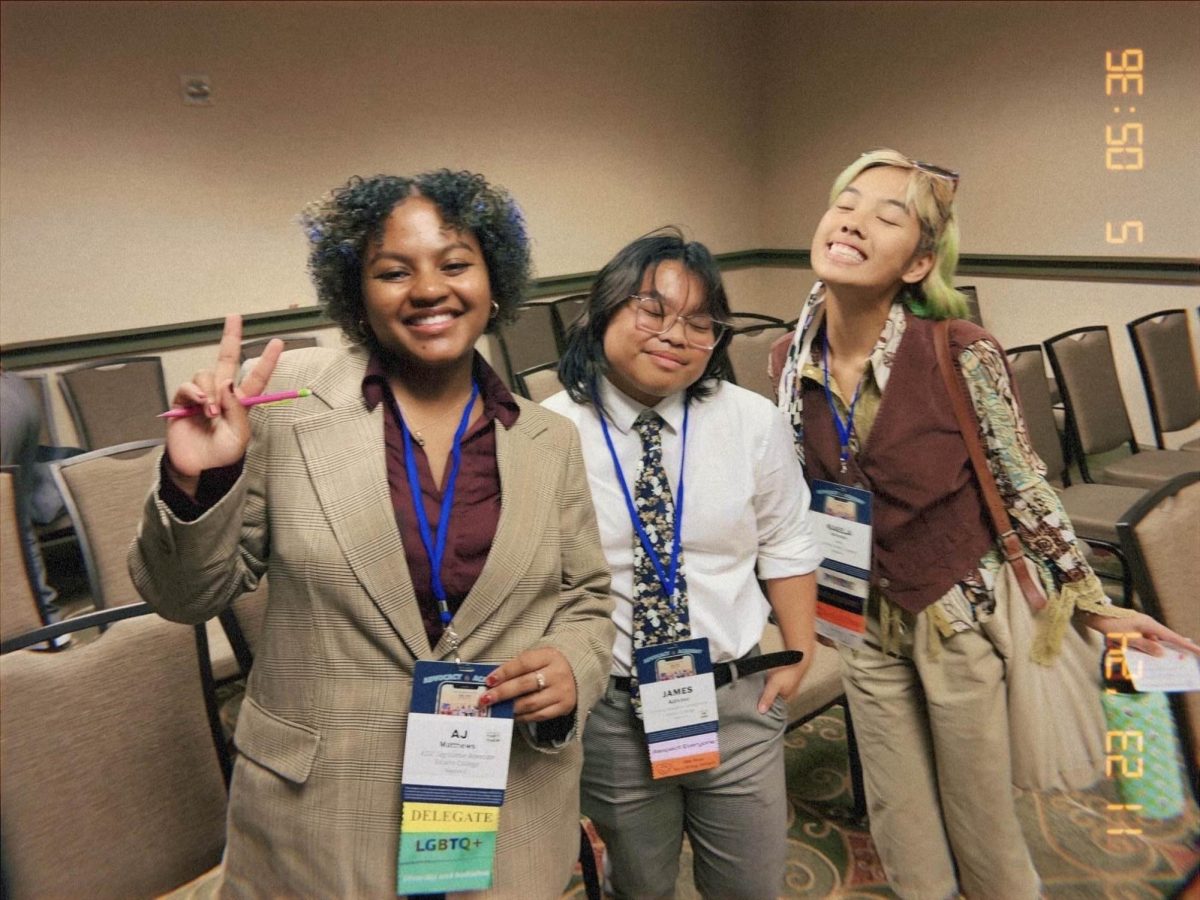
[810, 165, 934, 300]
[601, 259, 712, 407]
[360, 195, 493, 374]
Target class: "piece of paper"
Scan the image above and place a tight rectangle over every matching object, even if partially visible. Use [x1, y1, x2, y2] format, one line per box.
[1125, 648, 1200, 693]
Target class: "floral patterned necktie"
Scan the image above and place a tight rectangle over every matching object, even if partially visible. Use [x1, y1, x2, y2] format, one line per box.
[630, 409, 689, 714]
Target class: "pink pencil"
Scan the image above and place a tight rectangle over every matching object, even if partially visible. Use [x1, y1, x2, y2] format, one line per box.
[158, 388, 312, 419]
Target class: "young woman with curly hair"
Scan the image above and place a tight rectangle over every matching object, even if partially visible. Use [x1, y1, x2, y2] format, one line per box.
[131, 170, 614, 897]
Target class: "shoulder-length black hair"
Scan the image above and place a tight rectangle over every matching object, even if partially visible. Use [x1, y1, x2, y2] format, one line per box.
[557, 227, 733, 412]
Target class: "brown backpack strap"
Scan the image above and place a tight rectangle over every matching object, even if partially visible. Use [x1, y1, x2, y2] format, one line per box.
[934, 320, 1046, 612]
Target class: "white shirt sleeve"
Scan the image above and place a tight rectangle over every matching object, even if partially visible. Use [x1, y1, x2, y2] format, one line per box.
[753, 407, 822, 580]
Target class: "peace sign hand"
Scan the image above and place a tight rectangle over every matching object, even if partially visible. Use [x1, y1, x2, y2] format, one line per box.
[164, 314, 282, 497]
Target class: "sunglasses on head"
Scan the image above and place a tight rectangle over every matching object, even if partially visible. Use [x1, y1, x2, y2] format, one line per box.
[863, 150, 960, 193]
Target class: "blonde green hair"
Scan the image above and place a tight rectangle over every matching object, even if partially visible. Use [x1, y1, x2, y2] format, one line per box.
[829, 149, 967, 320]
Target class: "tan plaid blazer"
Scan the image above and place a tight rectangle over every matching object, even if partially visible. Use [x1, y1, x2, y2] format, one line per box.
[130, 347, 614, 898]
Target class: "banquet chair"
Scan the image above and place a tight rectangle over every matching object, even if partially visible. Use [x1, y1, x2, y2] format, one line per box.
[513, 361, 564, 403]
[241, 331, 321, 363]
[0, 469, 46, 643]
[1116, 471, 1200, 803]
[549, 293, 588, 354]
[496, 301, 559, 386]
[727, 315, 789, 401]
[1043, 326, 1199, 488]
[51, 439, 254, 681]
[959, 285, 983, 327]
[0, 604, 229, 899]
[761, 622, 866, 820]
[58, 355, 169, 451]
[1127, 310, 1200, 452]
[1006, 345, 1144, 598]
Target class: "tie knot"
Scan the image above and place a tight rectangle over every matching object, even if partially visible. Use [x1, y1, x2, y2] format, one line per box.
[633, 410, 664, 442]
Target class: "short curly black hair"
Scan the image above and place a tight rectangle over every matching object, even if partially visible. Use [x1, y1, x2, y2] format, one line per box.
[300, 170, 531, 345]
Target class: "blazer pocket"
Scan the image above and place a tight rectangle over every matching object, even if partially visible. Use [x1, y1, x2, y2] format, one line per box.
[233, 695, 320, 784]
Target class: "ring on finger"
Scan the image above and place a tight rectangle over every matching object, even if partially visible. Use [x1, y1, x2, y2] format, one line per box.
[534, 670, 546, 692]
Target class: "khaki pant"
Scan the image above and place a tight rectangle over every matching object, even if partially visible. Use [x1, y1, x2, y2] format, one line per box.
[837, 601, 1040, 900]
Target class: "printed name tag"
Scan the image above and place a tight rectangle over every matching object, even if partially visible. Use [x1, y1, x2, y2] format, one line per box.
[811, 480, 873, 648]
[396, 661, 515, 895]
[635, 638, 720, 778]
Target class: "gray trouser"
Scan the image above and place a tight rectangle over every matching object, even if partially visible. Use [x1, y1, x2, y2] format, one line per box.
[581, 669, 788, 900]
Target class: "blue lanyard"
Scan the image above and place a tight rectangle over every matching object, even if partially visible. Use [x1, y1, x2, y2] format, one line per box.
[822, 337, 864, 474]
[596, 395, 689, 607]
[393, 381, 480, 628]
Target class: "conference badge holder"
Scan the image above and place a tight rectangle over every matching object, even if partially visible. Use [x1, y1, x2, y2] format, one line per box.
[634, 637, 720, 779]
[810, 480, 872, 648]
[396, 661, 515, 895]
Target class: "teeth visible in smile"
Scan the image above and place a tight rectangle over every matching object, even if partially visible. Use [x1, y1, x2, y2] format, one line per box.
[828, 242, 866, 263]
[410, 312, 455, 326]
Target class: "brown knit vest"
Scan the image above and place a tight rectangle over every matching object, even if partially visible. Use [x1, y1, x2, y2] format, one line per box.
[802, 313, 996, 614]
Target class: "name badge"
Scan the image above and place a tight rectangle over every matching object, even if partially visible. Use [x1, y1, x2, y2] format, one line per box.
[397, 661, 515, 895]
[634, 638, 720, 778]
[811, 480, 873, 648]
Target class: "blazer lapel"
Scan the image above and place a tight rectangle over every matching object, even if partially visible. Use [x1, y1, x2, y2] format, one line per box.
[432, 409, 551, 659]
[294, 354, 432, 662]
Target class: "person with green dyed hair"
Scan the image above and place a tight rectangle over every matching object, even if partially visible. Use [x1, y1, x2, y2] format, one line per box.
[773, 149, 1196, 898]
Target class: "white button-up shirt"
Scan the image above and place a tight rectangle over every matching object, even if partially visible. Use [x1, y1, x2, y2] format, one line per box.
[544, 378, 822, 676]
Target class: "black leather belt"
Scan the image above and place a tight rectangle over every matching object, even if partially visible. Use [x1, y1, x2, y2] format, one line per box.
[611, 650, 804, 692]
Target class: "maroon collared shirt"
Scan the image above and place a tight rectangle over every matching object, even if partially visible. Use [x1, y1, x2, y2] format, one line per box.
[162, 352, 520, 650]
[362, 353, 520, 648]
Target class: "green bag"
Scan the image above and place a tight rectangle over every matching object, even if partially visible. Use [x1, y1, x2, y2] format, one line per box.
[1101, 677, 1188, 820]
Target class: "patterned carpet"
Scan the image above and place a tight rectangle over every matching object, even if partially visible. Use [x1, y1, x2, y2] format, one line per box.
[566, 707, 1200, 898]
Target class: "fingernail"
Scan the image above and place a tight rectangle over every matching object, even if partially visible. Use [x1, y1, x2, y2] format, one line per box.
[485, 675, 497, 687]
[479, 694, 492, 707]
[207, 404, 220, 417]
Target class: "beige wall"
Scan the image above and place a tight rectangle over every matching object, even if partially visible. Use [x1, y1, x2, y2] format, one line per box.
[0, 0, 765, 343]
[2, 0, 1197, 447]
[760, 1, 1200, 258]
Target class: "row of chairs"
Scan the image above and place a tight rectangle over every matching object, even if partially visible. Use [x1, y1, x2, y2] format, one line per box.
[0, 439, 271, 895]
[1042, 312, 1200, 485]
[497, 294, 804, 402]
[2, 475, 1194, 898]
[0, 441, 266, 712]
[498, 288, 985, 403]
[15, 334, 321, 454]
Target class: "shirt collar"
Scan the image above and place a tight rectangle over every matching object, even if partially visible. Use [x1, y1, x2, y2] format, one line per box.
[598, 377, 687, 436]
[361, 352, 520, 428]
[797, 287, 907, 395]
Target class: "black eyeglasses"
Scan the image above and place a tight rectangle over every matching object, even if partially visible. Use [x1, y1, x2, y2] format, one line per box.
[863, 150, 960, 194]
[627, 294, 730, 351]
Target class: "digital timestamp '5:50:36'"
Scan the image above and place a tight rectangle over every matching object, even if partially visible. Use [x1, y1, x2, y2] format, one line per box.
[1105, 49, 1144, 248]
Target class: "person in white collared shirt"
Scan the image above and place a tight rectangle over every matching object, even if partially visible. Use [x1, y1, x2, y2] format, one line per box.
[544, 228, 821, 900]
